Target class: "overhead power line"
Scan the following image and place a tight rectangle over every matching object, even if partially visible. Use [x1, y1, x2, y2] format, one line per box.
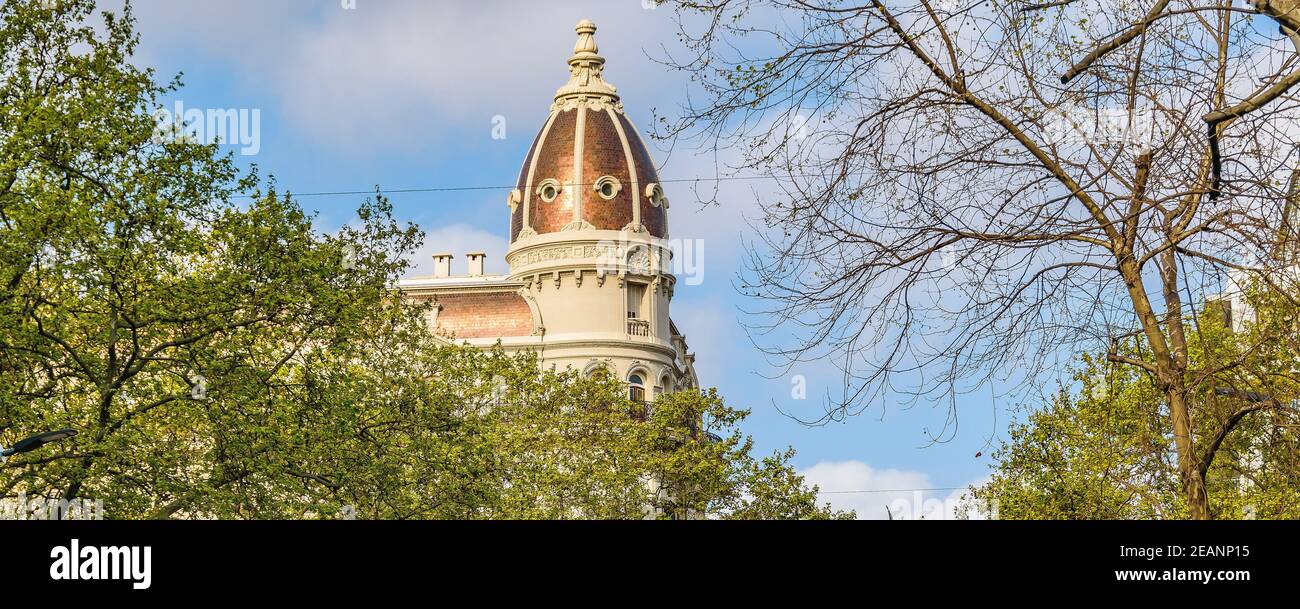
[817, 487, 969, 495]
[241, 172, 854, 199]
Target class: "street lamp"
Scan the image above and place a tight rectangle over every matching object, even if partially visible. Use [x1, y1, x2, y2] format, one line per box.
[0, 429, 77, 462]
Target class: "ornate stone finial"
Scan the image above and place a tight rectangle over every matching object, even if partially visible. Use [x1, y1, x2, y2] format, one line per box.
[573, 19, 599, 55]
[554, 19, 619, 106]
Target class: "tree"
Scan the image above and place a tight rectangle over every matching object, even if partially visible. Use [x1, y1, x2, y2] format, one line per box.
[972, 291, 1300, 519]
[0, 0, 421, 516]
[973, 355, 1190, 519]
[0, 1, 845, 520]
[656, 0, 1300, 518]
[470, 352, 852, 520]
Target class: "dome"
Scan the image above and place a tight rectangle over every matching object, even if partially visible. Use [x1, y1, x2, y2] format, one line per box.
[508, 20, 668, 242]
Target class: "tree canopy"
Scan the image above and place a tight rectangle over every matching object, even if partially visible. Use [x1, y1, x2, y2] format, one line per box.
[0, 0, 847, 520]
[972, 286, 1300, 519]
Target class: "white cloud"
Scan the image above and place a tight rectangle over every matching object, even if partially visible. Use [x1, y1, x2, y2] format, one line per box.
[404, 223, 509, 278]
[801, 460, 987, 520]
[122, 0, 682, 152]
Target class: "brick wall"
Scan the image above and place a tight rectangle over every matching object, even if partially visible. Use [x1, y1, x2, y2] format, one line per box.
[435, 292, 534, 339]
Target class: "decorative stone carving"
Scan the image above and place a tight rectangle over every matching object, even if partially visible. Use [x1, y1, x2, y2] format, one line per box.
[424, 299, 443, 326]
[511, 243, 618, 267]
[551, 96, 625, 114]
[582, 358, 614, 378]
[645, 183, 668, 208]
[627, 246, 652, 273]
[553, 20, 620, 107]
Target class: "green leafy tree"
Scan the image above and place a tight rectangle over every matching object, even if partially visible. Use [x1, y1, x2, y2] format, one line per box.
[973, 288, 1300, 519]
[413, 348, 851, 520]
[970, 356, 1186, 519]
[0, 1, 844, 520]
[0, 0, 419, 515]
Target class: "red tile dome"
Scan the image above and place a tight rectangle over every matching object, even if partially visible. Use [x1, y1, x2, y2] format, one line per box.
[509, 20, 668, 242]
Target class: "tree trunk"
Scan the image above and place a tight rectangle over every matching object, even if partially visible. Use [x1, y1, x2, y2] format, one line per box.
[1168, 386, 1211, 519]
[1119, 257, 1210, 519]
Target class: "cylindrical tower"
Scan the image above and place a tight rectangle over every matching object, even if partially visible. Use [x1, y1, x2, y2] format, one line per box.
[504, 19, 693, 396]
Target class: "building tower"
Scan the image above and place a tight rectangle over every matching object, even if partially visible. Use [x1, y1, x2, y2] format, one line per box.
[400, 19, 698, 399]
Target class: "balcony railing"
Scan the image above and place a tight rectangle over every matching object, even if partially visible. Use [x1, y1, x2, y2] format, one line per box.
[626, 318, 650, 337]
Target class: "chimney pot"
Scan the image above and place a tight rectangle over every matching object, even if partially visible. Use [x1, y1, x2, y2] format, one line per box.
[467, 252, 486, 277]
[433, 253, 453, 278]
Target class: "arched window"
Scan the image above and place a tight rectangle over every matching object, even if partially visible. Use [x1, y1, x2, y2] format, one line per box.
[628, 374, 646, 402]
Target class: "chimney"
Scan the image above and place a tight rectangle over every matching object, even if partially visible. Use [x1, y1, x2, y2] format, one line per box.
[433, 253, 453, 278]
[467, 252, 486, 277]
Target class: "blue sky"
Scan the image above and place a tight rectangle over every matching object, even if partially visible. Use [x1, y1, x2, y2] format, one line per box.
[115, 0, 1029, 518]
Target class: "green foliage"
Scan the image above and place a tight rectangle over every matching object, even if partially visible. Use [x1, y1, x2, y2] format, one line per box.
[440, 354, 851, 520]
[971, 355, 1185, 519]
[0, 0, 421, 517]
[0, 1, 844, 520]
[974, 287, 1300, 519]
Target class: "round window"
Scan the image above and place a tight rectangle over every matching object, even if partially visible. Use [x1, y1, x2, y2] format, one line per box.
[645, 183, 665, 207]
[538, 180, 561, 203]
[594, 176, 621, 201]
